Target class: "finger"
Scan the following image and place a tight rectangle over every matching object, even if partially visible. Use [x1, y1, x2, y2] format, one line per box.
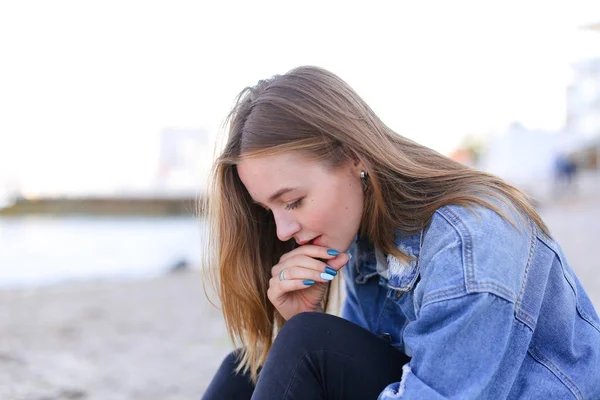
[274, 265, 337, 283]
[268, 276, 319, 296]
[272, 254, 332, 278]
[279, 245, 341, 263]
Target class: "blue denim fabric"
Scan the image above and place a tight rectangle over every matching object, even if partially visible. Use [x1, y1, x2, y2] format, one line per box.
[342, 202, 600, 399]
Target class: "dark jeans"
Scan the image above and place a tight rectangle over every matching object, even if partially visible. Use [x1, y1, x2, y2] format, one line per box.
[202, 312, 410, 400]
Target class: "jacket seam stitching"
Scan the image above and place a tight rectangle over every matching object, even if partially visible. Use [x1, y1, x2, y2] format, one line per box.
[514, 220, 537, 330]
[559, 262, 600, 333]
[527, 345, 583, 400]
[577, 307, 600, 333]
[537, 235, 600, 333]
[515, 309, 536, 332]
[435, 208, 475, 292]
[422, 284, 517, 308]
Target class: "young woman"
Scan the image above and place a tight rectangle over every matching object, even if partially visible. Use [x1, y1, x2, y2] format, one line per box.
[202, 66, 600, 399]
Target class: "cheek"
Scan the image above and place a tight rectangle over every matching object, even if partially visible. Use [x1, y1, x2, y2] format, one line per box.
[300, 198, 332, 231]
[303, 182, 362, 233]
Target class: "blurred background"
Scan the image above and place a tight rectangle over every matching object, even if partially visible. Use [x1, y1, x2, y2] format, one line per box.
[1, 1, 599, 399]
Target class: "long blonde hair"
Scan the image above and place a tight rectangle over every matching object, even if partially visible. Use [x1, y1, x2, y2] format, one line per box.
[203, 66, 548, 382]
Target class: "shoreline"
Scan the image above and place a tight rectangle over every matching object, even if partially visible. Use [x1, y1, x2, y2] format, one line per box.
[0, 196, 202, 217]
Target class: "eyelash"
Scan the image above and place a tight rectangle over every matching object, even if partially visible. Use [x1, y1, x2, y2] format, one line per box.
[285, 198, 303, 211]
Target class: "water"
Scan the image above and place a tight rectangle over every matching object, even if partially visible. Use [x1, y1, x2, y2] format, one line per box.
[0, 216, 205, 289]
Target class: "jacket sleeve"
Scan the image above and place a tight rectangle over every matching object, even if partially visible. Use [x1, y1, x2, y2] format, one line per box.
[378, 292, 522, 399]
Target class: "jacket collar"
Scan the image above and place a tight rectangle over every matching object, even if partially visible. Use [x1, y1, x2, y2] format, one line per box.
[354, 229, 422, 292]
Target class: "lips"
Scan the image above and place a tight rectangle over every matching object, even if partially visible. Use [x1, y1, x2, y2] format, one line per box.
[309, 235, 322, 246]
[296, 235, 323, 246]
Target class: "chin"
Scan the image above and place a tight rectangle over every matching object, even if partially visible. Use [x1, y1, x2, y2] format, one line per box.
[330, 238, 353, 253]
[341, 234, 360, 252]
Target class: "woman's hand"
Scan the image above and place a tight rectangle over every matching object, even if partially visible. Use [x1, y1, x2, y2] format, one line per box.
[268, 245, 350, 321]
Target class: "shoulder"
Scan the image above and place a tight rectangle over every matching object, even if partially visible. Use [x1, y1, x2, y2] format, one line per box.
[431, 200, 534, 260]
[414, 199, 535, 307]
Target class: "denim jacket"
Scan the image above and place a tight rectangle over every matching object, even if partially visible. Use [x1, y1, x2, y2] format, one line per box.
[342, 202, 600, 399]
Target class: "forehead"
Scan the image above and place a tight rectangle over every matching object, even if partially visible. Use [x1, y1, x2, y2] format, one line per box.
[237, 152, 319, 199]
[238, 152, 313, 176]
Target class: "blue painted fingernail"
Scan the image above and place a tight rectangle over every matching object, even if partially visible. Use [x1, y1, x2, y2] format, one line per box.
[327, 249, 340, 256]
[347, 253, 353, 260]
[303, 280, 315, 286]
[324, 266, 337, 276]
[320, 273, 335, 281]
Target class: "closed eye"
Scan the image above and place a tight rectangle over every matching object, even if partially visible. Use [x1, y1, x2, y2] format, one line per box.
[284, 198, 303, 211]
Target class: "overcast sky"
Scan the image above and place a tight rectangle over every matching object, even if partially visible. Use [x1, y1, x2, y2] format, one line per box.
[1, 0, 599, 195]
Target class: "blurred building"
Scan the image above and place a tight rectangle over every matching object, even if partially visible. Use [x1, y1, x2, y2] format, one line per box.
[478, 123, 587, 200]
[564, 21, 600, 169]
[583, 21, 600, 31]
[479, 123, 585, 183]
[566, 58, 600, 139]
[156, 128, 212, 196]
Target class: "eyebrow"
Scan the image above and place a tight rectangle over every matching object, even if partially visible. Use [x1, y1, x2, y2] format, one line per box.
[268, 187, 298, 203]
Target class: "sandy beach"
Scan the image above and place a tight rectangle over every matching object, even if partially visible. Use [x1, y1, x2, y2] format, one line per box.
[0, 271, 230, 400]
[2, 184, 599, 399]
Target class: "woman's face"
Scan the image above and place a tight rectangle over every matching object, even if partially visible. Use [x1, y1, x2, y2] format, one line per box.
[237, 151, 364, 252]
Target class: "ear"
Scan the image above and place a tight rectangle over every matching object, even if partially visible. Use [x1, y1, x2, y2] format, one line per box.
[342, 148, 365, 176]
[346, 149, 363, 168]
[347, 158, 365, 177]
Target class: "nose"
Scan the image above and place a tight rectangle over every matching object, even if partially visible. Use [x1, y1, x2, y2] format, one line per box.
[273, 211, 301, 242]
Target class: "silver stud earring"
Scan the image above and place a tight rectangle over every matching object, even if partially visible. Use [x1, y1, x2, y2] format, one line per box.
[360, 170, 368, 191]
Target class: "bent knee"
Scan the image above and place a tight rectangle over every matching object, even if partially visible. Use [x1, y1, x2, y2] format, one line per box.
[275, 312, 339, 347]
[283, 311, 333, 331]
[220, 349, 243, 369]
